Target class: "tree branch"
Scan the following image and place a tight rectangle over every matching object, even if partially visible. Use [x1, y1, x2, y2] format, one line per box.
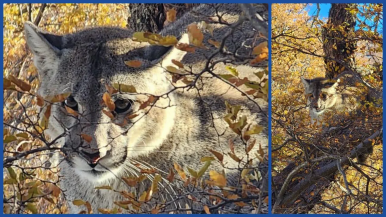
[277, 129, 381, 208]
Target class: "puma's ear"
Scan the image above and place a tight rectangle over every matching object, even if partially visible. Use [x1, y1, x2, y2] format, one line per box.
[160, 33, 189, 68]
[24, 22, 63, 78]
[301, 77, 310, 89]
[24, 22, 63, 56]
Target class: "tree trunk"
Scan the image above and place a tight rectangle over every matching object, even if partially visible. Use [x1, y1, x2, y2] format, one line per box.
[127, 4, 197, 33]
[322, 4, 356, 79]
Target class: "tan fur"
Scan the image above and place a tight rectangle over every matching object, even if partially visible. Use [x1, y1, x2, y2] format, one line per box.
[301, 76, 361, 124]
[24, 4, 268, 213]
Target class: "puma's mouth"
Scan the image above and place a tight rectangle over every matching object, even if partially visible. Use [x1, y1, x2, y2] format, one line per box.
[75, 164, 123, 183]
[85, 169, 107, 176]
[69, 153, 127, 183]
[313, 108, 325, 114]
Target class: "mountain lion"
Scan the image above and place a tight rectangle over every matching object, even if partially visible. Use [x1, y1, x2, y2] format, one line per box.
[24, 4, 268, 213]
[301, 74, 366, 124]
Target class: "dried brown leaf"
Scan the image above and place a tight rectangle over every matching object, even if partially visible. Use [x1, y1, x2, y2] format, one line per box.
[209, 149, 223, 162]
[102, 92, 115, 111]
[187, 23, 204, 47]
[102, 109, 114, 119]
[81, 134, 93, 143]
[65, 105, 78, 117]
[8, 75, 31, 92]
[174, 162, 187, 181]
[172, 59, 184, 68]
[166, 8, 177, 22]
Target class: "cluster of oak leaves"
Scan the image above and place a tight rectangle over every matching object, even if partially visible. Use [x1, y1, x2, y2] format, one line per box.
[3, 4, 268, 214]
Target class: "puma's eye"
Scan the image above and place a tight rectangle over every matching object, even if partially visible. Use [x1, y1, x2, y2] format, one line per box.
[320, 93, 327, 99]
[114, 99, 133, 114]
[64, 96, 78, 110]
[306, 93, 313, 99]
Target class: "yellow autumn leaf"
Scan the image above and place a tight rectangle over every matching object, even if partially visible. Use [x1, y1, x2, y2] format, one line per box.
[158, 35, 178, 46]
[204, 205, 210, 214]
[208, 170, 227, 187]
[72, 199, 86, 206]
[250, 52, 268, 64]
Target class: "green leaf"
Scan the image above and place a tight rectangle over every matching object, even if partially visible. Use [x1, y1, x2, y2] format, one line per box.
[15, 132, 29, 139]
[7, 167, 17, 180]
[3, 178, 18, 185]
[112, 84, 137, 93]
[200, 156, 215, 162]
[19, 172, 26, 182]
[197, 160, 211, 178]
[235, 115, 248, 131]
[219, 74, 235, 81]
[133, 32, 146, 42]
[26, 203, 38, 214]
[225, 66, 239, 76]
[231, 105, 242, 120]
[261, 83, 269, 94]
[3, 135, 17, 144]
[27, 187, 39, 199]
[187, 167, 198, 178]
[244, 82, 261, 90]
[255, 71, 265, 79]
[244, 125, 264, 136]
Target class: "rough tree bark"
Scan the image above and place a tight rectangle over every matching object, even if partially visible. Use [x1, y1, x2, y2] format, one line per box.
[127, 4, 198, 33]
[322, 3, 356, 79]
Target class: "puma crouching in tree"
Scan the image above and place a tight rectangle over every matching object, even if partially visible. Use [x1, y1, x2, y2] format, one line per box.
[301, 72, 381, 125]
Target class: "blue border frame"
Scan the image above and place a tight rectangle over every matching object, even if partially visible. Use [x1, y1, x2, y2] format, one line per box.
[268, 3, 272, 214]
[1, 1, 385, 215]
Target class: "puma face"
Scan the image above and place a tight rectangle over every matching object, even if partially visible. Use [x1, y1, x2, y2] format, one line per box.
[301, 77, 340, 122]
[24, 22, 183, 183]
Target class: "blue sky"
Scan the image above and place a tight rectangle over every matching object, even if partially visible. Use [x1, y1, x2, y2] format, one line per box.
[306, 3, 383, 34]
[306, 3, 331, 20]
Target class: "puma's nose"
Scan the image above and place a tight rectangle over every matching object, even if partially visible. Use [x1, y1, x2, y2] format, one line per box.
[311, 102, 318, 109]
[80, 150, 101, 168]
